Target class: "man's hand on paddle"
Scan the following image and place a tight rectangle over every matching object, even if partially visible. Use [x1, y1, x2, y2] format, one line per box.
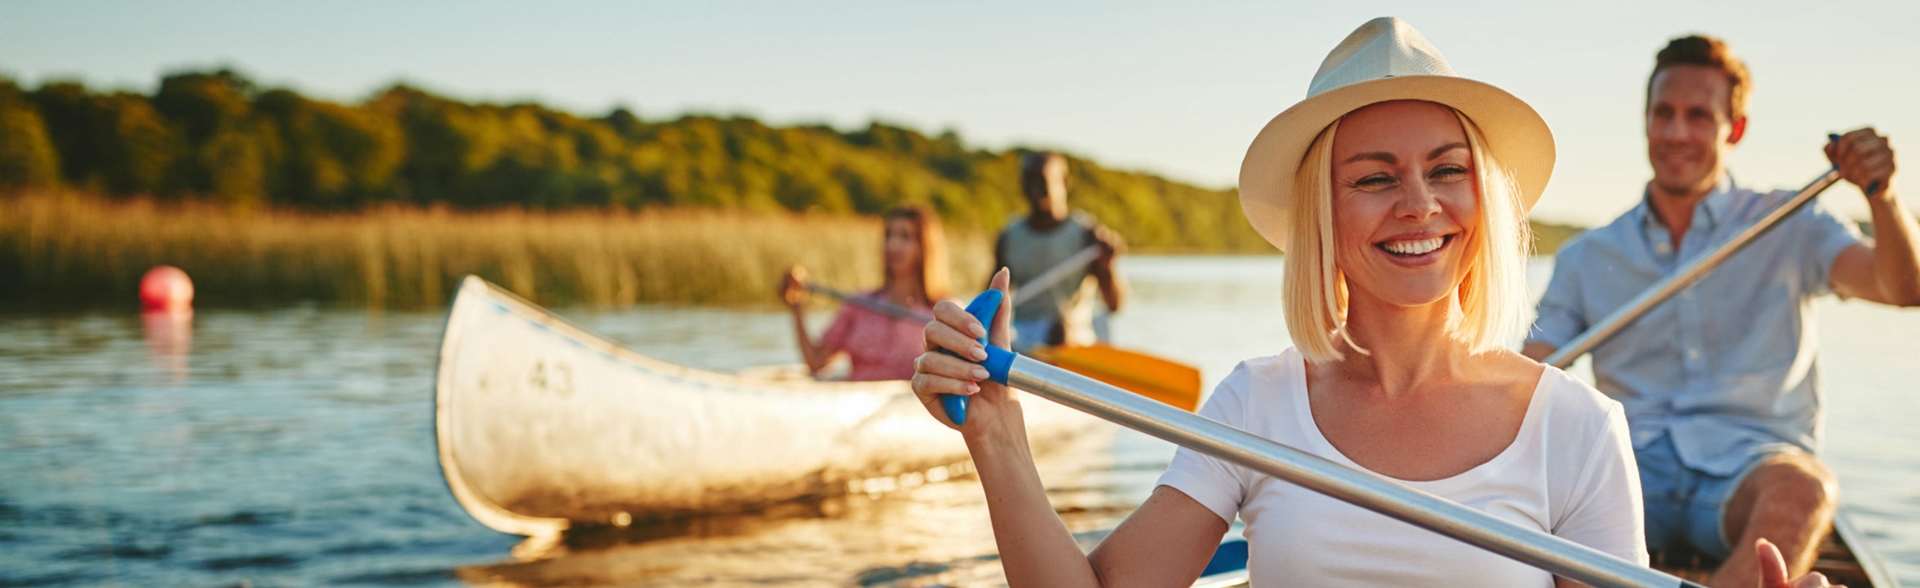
[913, 268, 1017, 432]
[1826, 128, 1897, 201]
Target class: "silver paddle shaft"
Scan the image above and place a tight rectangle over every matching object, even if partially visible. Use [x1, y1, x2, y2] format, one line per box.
[1545, 169, 1843, 368]
[1010, 246, 1102, 307]
[805, 284, 932, 322]
[1002, 355, 1701, 588]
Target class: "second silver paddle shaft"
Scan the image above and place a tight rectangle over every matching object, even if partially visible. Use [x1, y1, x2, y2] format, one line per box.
[1545, 168, 1843, 368]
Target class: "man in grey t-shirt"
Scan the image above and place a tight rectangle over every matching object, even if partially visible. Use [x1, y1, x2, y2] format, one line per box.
[1524, 35, 1918, 586]
[996, 152, 1128, 352]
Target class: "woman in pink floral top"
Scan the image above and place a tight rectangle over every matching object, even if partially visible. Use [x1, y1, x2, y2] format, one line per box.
[779, 207, 951, 381]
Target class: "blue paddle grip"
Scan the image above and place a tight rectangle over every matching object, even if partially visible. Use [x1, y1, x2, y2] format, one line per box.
[937, 289, 1012, 425]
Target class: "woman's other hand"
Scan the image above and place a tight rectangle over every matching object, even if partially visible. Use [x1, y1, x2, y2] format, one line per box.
[779, 265, 810, 308]
[912, 268, 1016, 432]
[1756, 539, 1842, 588]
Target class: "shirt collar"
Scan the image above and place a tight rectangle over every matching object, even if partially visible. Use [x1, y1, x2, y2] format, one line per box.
[1637, 175, 1738, 234]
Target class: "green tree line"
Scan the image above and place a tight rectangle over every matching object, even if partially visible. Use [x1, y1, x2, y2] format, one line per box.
[0, 69, 1273, 252]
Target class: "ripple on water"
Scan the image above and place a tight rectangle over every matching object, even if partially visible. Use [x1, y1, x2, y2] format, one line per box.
[200, 553, 303, 571]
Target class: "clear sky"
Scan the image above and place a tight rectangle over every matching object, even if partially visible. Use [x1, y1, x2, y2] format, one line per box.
[3, 0, 1915, 225]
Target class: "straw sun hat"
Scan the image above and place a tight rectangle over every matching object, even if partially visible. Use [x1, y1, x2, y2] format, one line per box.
[1238, 17, 1555, 251]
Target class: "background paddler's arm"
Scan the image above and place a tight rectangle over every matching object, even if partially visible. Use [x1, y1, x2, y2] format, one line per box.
[780, 266, 841, 375]
[1087, 223, 1129, 312]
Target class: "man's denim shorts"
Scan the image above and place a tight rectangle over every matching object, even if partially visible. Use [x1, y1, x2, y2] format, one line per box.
[1011, 319, 1053, 353]
[1637, 432, 1784, 561]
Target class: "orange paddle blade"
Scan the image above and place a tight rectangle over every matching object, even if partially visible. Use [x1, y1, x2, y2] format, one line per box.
[1028, 344, 1202, 412]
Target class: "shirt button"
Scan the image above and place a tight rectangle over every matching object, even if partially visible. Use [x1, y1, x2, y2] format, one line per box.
[1686, 348, 1700, 360]
[1656, 243, 1671, 255]
[1680, 290, 1692, 300]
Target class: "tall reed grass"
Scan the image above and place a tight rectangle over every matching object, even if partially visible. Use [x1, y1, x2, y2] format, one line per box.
[0, 192, 994, 309]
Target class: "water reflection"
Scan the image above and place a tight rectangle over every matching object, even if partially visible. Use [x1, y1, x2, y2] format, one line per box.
[141, 309, 193, 383]
[458, 428, 1128, 588]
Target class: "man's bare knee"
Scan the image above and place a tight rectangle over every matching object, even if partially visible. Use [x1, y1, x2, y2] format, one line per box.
[1754, 456, 1838, 512]
[1723, 455, 1838, 543]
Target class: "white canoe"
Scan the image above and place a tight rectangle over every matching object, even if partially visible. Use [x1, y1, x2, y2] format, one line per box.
[435, 276, 1098, 537]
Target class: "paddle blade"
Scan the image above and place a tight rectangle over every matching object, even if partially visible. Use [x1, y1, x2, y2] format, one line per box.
[1029, 344, 1203, 412]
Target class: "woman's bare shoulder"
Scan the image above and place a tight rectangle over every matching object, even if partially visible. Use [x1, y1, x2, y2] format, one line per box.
[1490, 348, 1620, 419]
[1469, 348, 1549, 390]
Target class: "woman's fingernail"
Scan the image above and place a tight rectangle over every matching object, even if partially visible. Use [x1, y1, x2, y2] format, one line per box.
[971, 367, 989, 380]
[971, 322, 987, 337]
[966, 382, 980, 393]
[1829, 133, 1842, 142]
[971, 346, 988, 361]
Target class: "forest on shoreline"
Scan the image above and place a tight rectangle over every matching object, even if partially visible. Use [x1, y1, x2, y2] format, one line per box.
[0, 69, 1582, 308]
[0, 69, 1270, 252]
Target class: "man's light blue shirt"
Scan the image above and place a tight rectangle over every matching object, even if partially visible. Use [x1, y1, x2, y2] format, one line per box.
[1529, 177, 1863, 476]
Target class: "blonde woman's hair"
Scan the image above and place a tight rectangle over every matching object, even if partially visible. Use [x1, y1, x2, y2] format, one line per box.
[1282, 106, 1533, 363]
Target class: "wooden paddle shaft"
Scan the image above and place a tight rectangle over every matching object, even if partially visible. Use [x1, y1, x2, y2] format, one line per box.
[1545, 168, 1843, 369]
[980, 351, 1701, 588]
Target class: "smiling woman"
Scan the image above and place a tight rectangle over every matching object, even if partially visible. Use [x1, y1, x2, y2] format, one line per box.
[1283, 102, 1532, 362]
[905, 17, 1661, 588]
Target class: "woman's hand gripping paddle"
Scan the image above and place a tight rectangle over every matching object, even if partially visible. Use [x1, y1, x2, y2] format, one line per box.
[937, 288, 1015, 425]
[930, 284, 1200, 425]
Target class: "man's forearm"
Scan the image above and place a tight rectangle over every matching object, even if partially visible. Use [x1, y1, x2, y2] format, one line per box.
[1865, 188, 1920, 306]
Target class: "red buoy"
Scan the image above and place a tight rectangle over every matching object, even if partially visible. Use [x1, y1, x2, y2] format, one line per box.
[139, 266, 194, 312]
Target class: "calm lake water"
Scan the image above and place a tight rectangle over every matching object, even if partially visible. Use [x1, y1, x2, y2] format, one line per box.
[2, 256, 1916, 586]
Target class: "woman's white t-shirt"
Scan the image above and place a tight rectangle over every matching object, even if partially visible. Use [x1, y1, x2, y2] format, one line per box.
[1156, 349, 1647, 586]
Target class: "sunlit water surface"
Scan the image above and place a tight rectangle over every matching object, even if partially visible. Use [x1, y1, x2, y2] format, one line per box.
[2, 256, 1915, 586]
